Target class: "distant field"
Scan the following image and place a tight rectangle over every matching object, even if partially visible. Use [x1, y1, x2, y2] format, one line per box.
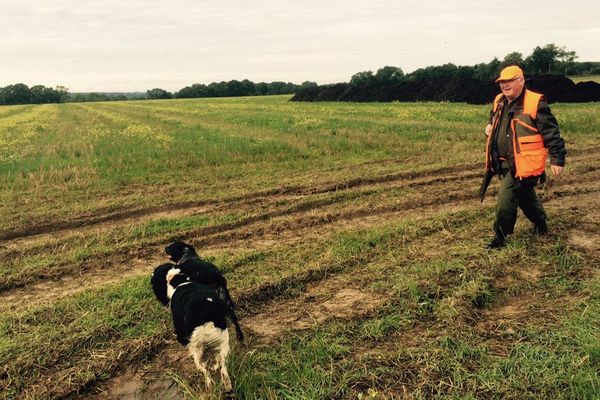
[1, 96, 599, 399]
[569, 74, 600, 83]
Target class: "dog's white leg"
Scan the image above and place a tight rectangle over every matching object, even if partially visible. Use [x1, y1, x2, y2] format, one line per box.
[189, 344, 212, 389]
[218, 329, 232, 392]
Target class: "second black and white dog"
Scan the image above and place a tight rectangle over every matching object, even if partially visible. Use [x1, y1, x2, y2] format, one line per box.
[151, 242, 244, 342]
[166, 268, 241, 391]
[165, 240, 237, 312]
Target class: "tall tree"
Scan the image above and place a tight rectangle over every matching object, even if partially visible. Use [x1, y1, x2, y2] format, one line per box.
[526, 44, 561, 74]
[502, 52, 524, 66]
[300, 81, 318, 89]
[1, 83, 32, 104]
[146, 88, 173, 99]
[556, 46, 578, 75]
[375, 66, 404, 83]
[473, 57, 501, 81]
[350, 71, 375, 86]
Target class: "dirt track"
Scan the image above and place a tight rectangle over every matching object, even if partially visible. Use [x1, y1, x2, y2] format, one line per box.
[2, 150, 599, 310]
[3, 148, 600, 399]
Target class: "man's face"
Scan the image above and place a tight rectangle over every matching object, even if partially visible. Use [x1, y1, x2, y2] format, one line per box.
[498, 76, 525, 101]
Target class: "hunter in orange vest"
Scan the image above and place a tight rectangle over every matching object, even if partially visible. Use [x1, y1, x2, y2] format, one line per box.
[484, 65, 566, 249]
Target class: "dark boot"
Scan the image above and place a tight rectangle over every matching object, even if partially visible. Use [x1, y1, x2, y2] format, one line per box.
[486, 235, 506, 249]
[532, 221, 548, 235]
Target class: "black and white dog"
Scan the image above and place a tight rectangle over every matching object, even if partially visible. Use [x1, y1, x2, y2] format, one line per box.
[151, 242, 244, 342]
[166, 268, 238, 391]
[164, 241, 237, 312]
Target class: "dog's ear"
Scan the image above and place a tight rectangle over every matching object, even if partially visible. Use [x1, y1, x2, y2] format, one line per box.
[183, 242, 197, 256]
[182, 247, 195, 259]
[166, 241, 187, 262]
[151, 263, 175, 306]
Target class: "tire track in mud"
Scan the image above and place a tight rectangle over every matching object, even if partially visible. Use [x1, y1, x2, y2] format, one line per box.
[0, 164, 488, 291]
[1, 150, 598, 301]
[2, 157, 600, 306]
[2, 155, 598, 264]
[3, 153, 598, 262]
[8, 166, 600, 400]
[5, 209, 456, 400]
[314, 189, 600, 397]
[3, 145, 599, 245]
[0, 192, 475, 311]
[0, 166, 481, 263]
[0, 162, 483, 242]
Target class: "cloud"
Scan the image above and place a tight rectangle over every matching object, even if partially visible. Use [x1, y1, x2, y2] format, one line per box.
[1, 0, 598, 91]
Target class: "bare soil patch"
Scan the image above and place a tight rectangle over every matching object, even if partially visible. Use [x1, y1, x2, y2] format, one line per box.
[569, 230, 600, 252]
[244, 274, 387, 343]
[85, 344, 191, 400]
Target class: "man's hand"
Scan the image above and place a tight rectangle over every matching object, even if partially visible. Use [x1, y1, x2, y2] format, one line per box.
[485, 124, 492, 136]
[551, 165, 564, 177]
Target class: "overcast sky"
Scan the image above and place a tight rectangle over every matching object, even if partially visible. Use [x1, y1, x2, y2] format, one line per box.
[1, 0, 598, 92]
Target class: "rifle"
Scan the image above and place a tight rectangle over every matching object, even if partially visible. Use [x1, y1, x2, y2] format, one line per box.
[479, 99, 504, 203]
[479, 169, 493, 203]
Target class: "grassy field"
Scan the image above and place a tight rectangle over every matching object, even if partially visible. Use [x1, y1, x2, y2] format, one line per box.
[569, 74, 600, 83]
[1, 96, 599, 399]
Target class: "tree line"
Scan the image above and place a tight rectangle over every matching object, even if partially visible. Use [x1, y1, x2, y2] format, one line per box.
[147, 80, 318, 100]
[291, 43, 600, 104]
[0, 84, 69, 106]
[348, 44, 600, 88]
[2, 43, 598, 106]
[0, 80, 318, 106]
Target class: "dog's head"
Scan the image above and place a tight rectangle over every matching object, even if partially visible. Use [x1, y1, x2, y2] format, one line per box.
[165, 241, 198, 263]
[166, 268, 191, 300]
[151, 263, 176, 306]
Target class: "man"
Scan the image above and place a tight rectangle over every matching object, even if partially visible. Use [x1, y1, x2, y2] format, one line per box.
[483, 65, 566, 249]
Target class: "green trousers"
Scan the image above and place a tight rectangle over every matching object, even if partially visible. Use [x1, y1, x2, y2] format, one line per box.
[493, 173, 546, 238]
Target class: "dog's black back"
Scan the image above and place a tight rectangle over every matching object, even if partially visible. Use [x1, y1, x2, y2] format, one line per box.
[164, 241, 235, 310]
[179, 258, 227, 287]
[151, 263, 176, 306]
[169, 278, 230, 345]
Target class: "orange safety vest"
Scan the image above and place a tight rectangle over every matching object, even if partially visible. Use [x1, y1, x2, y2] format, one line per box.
[485, 89, 548, 179]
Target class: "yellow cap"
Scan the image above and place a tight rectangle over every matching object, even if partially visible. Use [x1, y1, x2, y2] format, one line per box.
[495, 65, 524, 83]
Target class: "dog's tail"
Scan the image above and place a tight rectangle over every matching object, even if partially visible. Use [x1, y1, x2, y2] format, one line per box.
[189, 322, 227, 350]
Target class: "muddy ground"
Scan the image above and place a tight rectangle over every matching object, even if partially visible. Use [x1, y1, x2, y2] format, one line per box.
[2, 148, 599, 399]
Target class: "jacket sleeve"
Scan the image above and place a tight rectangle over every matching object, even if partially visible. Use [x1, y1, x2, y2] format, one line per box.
[536, 97, 566, 166]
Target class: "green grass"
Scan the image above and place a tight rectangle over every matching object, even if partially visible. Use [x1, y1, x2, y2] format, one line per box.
[0, 207, 485, 398]
[0, 211, 245, 290]
[569, 74, 600, 83]
[2, 96, 598, 235]
[0, 97, 489, 232]
[1, 97, 599, 399]
[226, 239, 599, 399]
[0, 98, 592, 236]
[0, 277, 170, 399]
[4, 200, 598, 398]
